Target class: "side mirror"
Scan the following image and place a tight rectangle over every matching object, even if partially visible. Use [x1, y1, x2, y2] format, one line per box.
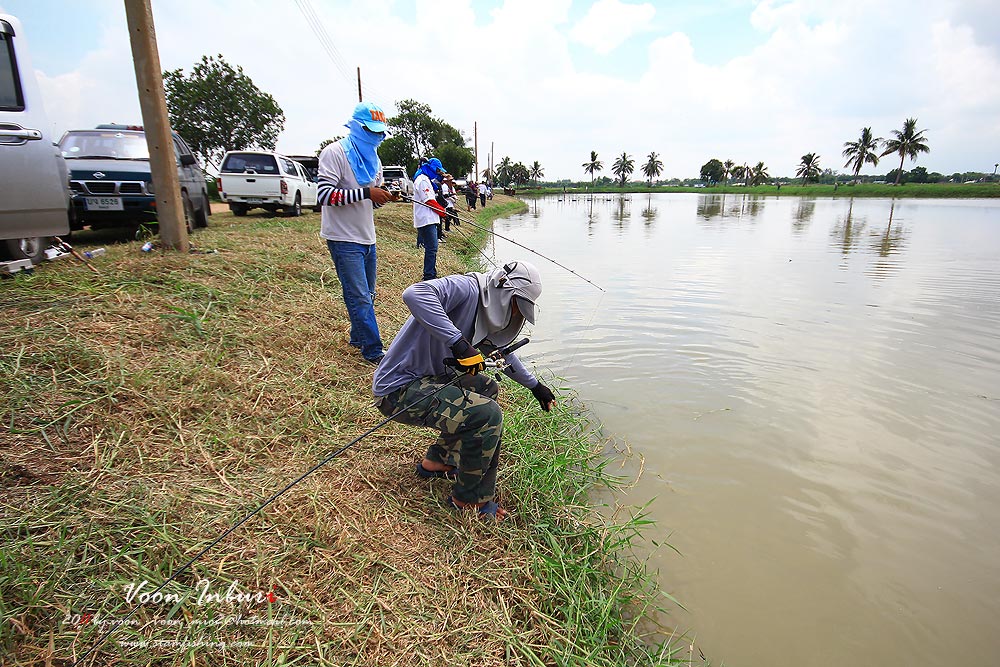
[180, 154, 197, 166]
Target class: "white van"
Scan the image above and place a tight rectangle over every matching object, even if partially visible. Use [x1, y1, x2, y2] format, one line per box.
[0, 14, 70, 264]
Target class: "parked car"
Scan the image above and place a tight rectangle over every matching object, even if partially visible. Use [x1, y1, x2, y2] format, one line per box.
[381, 165, 414, 197]
[59, 124, 210, 232]
[0, 14, 71, 264]
[217, 151, 318, 216]
[453, 179, 469, 194]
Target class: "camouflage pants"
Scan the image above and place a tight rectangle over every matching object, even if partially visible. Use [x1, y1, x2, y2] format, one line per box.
[376, 373, 502, 504]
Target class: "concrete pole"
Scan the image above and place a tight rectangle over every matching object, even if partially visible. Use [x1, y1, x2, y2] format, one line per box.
[474, 122, 478, 181]
[357, 67, 362, 102]
[124, 0, 187, 251]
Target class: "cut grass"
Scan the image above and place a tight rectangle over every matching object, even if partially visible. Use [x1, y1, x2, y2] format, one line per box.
[1, 195, 686, 666]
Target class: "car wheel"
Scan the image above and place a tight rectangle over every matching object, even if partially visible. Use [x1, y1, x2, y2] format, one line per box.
[287, 193, 302, 217]
[182, 192, 195, 233]
[231, 203, 248, 217]
[195, 191, 210, 227]
[2, 237, 48, 264]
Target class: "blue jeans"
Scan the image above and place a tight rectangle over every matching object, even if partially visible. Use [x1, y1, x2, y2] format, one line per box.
[326, 240, 383, 360]
[416, 225, 439, 280]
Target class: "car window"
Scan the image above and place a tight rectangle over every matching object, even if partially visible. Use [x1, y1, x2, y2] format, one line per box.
[59, 131, 149, 160]
[280, 158, 296, 176]
[0, 31, 24, 111]
[221, 153, 278, 174]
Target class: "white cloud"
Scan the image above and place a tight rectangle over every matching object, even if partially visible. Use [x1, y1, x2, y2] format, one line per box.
[12, 0, 1000, 180]
[570, 0, 656, 55]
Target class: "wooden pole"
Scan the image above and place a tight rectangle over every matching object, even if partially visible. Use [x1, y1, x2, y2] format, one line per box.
[357, 67, 362, 102]
[123, 0, 187, 252]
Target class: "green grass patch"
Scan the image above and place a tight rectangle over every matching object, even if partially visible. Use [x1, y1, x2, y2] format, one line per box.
[1, 195, 687, 666]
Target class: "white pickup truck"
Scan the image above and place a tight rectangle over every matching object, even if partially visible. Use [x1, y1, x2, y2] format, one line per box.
[217, 151, 318, 216]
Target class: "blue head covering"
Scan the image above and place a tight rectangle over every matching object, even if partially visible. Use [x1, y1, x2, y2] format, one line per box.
[339, 102, 386, 187]
[414, 157, 444, 183]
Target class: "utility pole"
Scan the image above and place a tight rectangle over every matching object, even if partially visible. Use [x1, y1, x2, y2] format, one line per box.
[490, 141, 494, 184]
[474, 122, 478, 181]
[357, 67, 362, 102]
[123, 0, 187, 251]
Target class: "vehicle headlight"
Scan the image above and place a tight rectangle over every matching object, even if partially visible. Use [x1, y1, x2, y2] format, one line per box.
[145, 180, 155, 194]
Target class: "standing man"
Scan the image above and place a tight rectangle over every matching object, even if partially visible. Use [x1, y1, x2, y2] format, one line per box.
[412, 157, 447, 281]
[441, 174, 460, 234]
[317, 102, 396, 364]
[478, 180, 488, 208]
[372, 261, 557, 519]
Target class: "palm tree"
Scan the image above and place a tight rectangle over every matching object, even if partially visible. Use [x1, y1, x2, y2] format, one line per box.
[842, 127, 882, 183]
[529, 161, 544, 187]
[731, 164, 746, 185]
[642, 152, 663, 186]
[795, 153, 822, 185]
[582, 150, 602, 185]
[723, 159, 735, 183]
[495, 156, 513, 185]
[881, 118, 930, 185]
[611, 152, 635, 186]
[750, 161, 769, 186]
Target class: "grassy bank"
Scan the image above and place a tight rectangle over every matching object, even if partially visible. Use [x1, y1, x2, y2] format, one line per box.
[1, 195, 682, 665]
[529, 182, 1000, 198]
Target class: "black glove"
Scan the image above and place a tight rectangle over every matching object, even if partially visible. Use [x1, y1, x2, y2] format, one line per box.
[530, 382, 556, 412]
[449, 338, 485, 375]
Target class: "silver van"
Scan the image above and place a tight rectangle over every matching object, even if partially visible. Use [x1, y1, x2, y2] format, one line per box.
[0, 14, 70, 264]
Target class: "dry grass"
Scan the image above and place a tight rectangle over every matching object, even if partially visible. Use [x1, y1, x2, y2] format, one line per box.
[1, 196, 682, 666]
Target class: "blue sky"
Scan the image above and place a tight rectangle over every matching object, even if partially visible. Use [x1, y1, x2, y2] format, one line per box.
[2, 0, 998, 179]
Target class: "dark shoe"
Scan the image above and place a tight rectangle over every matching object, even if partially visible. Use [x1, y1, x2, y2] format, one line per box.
[364, 354, 385, 365]
[416, 462, 457, 480]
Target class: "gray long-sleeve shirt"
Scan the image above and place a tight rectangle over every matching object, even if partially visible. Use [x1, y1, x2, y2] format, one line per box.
[372, 274, 537, 397]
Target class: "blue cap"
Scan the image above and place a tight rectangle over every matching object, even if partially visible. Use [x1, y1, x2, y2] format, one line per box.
[351, 102, 387, 132]
[426, 157, 443, 174]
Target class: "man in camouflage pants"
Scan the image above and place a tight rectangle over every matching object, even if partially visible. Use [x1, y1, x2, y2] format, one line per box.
[372, 261, 556, 520]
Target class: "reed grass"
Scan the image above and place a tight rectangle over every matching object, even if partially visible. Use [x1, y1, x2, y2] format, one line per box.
[1, 195, 686, 666]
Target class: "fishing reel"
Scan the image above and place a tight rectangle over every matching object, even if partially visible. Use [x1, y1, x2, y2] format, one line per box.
[444, 338, 529, 377]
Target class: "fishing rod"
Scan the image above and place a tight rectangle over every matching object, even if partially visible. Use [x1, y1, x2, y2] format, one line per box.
[74, 338, 528, 664]
[402, 195, 606, 293]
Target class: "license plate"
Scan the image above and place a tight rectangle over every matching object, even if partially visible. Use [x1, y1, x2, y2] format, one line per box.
[85, 197, 124, 211]
[244, 198, 263, 203]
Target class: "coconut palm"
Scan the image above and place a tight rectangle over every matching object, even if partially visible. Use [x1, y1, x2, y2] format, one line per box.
[642, 152, 663, 186]
[612, 152, 635, 186]
[731, 164, 746, 184]
[529, 161, 544, 187]
[750, 161, 769, 186]
[582, 150, 602, 185]
[881, 118, 930, 185]
[495, 156, 513, 186]
[723, 159, 735, 183]
[842, 127, 882, 183]
[795, 153, 822, 185]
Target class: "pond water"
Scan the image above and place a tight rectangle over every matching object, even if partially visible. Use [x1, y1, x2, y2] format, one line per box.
[487, 193, 1000, 667]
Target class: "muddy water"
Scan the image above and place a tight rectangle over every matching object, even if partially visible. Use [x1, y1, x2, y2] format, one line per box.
[487, 193, 1000, 667]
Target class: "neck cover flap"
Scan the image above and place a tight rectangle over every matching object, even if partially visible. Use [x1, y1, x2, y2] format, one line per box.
[469, 260, 542, 348]
[340, 119, 384, 186]
[414, 157, 443, 183]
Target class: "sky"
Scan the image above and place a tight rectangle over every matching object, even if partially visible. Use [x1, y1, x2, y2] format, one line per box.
[2, 0, 999, 180]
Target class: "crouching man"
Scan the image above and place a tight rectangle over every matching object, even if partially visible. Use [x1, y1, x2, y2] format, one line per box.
[372, 261, 557, 519]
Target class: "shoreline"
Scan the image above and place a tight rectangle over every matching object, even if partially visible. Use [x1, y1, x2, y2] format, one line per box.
[526, 182, 1000, 198]
[1, 195, 683, 665]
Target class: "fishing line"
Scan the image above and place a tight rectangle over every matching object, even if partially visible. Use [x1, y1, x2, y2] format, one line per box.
[404, 196, 605, 293]
[75, 369, 470, 664]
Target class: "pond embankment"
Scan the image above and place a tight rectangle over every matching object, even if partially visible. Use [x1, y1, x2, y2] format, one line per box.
[1, 195, 684, 666]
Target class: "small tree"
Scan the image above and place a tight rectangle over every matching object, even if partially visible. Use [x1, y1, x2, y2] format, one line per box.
[700, 158, 724, 184]
[164, 55, 285, 169]
[750, 162, 770, 186]
[529, 161, 544, 186]
[842, 127, 882, 183]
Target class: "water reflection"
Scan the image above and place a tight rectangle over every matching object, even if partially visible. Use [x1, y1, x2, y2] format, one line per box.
[869, 202, 908, 280]
[641, 195, 657, 225]
[792, 199, 816, 232]
[612, 196, 630, 229]
[831, 198, 867, 255]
